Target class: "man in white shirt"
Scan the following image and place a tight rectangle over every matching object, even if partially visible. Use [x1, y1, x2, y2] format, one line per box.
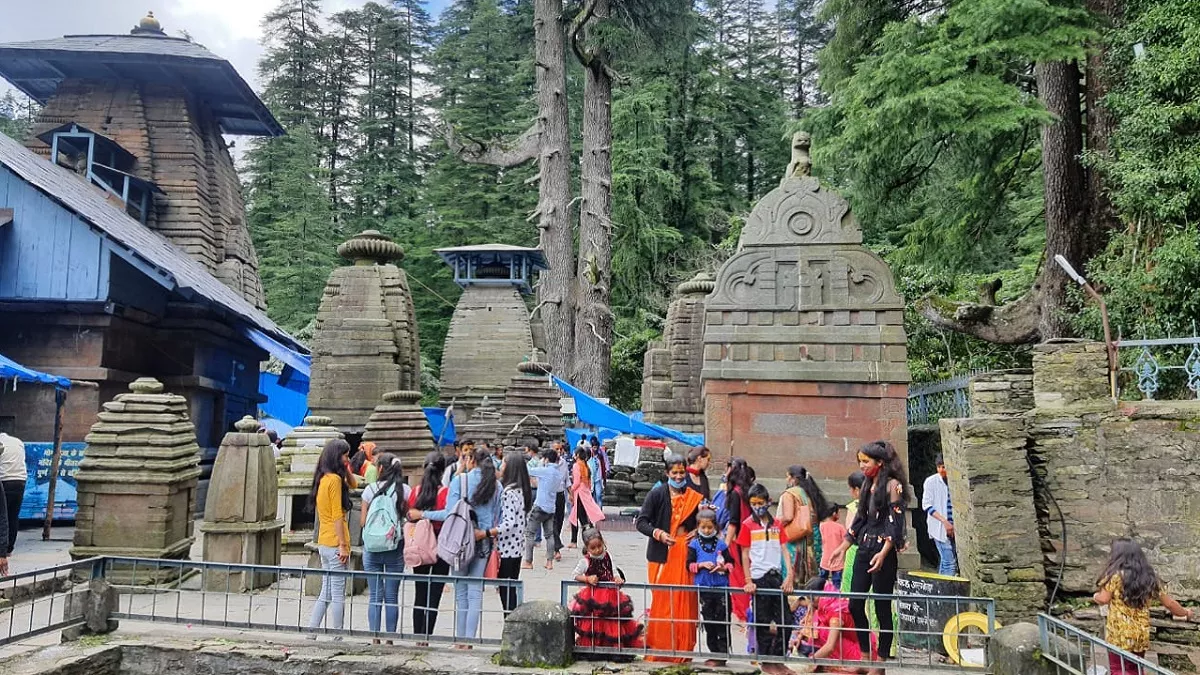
[0, 431, 27, 561]
[922, 454, 957, 576]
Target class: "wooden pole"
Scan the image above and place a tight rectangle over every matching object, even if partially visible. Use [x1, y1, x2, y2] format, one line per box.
[42, 387, 66, 540]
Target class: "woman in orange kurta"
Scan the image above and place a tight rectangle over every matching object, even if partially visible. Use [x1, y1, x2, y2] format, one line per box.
[636, 454, 703, 662]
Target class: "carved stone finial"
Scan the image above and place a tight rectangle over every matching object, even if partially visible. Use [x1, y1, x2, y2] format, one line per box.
[235, 416, 260, 433]
[129, 377, 164, 394]
[131, 11, 166, 36]
[303, 415, 334, 427]
[382, 390, 422, 404]
[677, 271, 716, 296]
[783, 131, 812, 184]
[336, 230, 405, 265]
[517, 361, 552, 376]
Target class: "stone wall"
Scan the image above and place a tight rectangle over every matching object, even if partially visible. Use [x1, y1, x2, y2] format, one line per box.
[942, 341, 1200, 622]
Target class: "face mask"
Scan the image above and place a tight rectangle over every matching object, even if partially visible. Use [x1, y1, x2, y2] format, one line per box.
[698, 530, 718, 541]
[668, 477, 688, 490]
[864, 463, 881, 479]
[752, 505, 770, 517]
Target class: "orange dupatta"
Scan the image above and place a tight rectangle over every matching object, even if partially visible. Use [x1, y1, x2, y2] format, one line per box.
[645, 488, 703, 663]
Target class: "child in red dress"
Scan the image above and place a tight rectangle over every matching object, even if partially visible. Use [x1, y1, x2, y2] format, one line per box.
[570, 528, 645, 657]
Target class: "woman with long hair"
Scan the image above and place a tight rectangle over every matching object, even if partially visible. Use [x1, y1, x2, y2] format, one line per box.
[844, 441, 911, 674]
[778, 465, 829, 586]
[496, 450, 532, 614]
[568, 446, 606, 547]
[408, 448, 502, 647]
[359, 453, 408, 643]
[636, 453, 703, 663]
[306, 439, 354, 637]
[409, 451, 449, 644]
[724, 457, 756, 622]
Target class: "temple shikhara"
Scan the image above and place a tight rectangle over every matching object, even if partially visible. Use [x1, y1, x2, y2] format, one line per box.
[0, 15, 305, 517]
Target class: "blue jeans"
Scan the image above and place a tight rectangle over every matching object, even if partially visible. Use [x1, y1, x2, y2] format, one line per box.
[308, 545, 346, 631]
[454, 550, 490, 639]
[363, 547, 403, 633]
[935, 538, 958, 576]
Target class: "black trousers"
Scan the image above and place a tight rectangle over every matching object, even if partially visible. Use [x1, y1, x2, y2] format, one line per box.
[753, 571, 788, 658]
[570, 494, 592, 544]
[497, 556, 522, 614]
[412, 558, 450, 636]
[2, 480, 23, 556]
[553, 491, 566, 553]
[848, 547, 899, 658]
[699, 589, 731, 654]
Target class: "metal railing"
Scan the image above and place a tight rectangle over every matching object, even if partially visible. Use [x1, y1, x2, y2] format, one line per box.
[1, 556, 522, 648]
[908, 374, 974, 425]
[561, 579, 996, 671]
[1038, 613, 1173, 675]
[1115, 336, 1200, 401]
[0, 558, 98, 646]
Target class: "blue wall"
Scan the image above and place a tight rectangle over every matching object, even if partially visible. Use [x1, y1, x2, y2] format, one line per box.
[0, 165, 107, 301]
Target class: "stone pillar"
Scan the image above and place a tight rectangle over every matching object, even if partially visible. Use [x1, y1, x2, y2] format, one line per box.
[496, 361, 564, 444]
[308, 230, 422, 435]
[70, 378, 202, 583]
[641, 272, 713, 435]
[275, 415, 344, 552]
[703, 133, 910, 489]
[498, 601, 574, 668]
[970, 369, 1035, 416]
[363, 390, 437, 468]
[438, 285, 535, 421]
[1032, 339, 1112, 409]
[199, 416, 284, 591]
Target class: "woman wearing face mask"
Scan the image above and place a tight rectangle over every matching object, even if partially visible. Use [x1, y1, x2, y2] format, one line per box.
[636, 453, 703, 662]
[843, 441, 910, 675]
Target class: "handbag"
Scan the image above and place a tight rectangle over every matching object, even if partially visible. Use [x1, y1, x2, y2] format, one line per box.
[782, 488, 813, 543]
[483, 543, 500, 579]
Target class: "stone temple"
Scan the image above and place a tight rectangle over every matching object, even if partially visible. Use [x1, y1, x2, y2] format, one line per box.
[436, 244, 547, 422]
[308, 231, 422, 437]
[702, 133, 910, 489]
[641, 272, 714, 435]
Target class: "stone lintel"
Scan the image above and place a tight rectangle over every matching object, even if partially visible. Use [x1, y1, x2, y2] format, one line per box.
[198, 519, 285, 534]
[701, 362, 911, 384]
[704, 324, 906, 345]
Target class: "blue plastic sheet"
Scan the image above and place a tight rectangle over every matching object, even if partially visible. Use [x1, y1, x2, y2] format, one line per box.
[0, 352, 71, 389]
[424, 407, 456, 446]
[552, 376, 703, 447]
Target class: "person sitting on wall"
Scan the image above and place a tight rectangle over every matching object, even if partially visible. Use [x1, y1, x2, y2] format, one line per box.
[922, 455, 956, 576]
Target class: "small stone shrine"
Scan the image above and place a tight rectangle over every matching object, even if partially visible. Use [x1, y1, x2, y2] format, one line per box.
[199, 416, 284, 591]
[308, 230, 422, 436]
[436, 245, 547, 422]
[496, 361, 564, 443]
[276, 415, 344, 552]
[363, 390, 437, 467]
[71, 378, 202, 582]
[642, 272, 715, 435]
[702, 132, 910, 487]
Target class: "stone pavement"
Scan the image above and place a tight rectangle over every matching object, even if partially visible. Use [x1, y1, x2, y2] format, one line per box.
[1, 517, 935, 673]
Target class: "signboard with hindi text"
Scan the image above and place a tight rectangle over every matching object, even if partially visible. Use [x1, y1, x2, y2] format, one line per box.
[18, 442, 86, 520]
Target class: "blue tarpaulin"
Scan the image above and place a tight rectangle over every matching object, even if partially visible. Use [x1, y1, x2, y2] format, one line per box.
[259, 372, 309, 428]
[244, 326, 311, 377]
[424, 407, 456, 446]
[0, 352, 70, 389]
[564, 427, 619, 451]
[552, 376, 703, 447]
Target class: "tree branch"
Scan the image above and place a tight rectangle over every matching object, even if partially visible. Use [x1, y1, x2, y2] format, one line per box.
[441, 121, 539, 168]
[916, 283, 1045, 344]
[569, 0, 602, 68]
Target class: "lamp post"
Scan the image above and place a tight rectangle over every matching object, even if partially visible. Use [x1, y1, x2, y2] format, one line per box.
[1054, 255, 1118, 400]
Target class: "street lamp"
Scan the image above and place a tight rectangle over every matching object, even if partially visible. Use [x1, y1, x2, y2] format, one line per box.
[1054, 255, 1118, 400]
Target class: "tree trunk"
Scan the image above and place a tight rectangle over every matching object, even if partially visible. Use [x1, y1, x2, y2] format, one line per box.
[1085, 0, 1122, 251]
[572, 0, 613, 396]
[534, 0, 576, 377]
[917, 60, 1091, 343]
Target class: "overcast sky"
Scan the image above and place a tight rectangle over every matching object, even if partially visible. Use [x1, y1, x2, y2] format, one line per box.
[0, 0, 451, 96]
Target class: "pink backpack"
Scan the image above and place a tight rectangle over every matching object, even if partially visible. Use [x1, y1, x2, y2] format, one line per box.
[404, 519, 439, 567]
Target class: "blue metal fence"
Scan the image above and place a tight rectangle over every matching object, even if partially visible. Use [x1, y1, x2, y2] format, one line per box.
[908, 374, 973, 425]
[1116, 336, 1200, 401]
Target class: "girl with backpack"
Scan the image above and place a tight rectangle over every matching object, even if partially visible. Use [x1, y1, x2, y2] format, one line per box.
[496, 450, 532, 615]
[306, 439, 354, 638]
[408, 448, 501, 647]
[360, 453, 410, 644]
[407, 451, 449, 645]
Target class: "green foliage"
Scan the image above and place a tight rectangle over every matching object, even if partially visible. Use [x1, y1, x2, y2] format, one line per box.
[608, 313, 663, 413]
[0, 91, 36, 140]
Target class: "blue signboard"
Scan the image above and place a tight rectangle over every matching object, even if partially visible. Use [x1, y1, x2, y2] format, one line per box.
[19, 442, 86, 521]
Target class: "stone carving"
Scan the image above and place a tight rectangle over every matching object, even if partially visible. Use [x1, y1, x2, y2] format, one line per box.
[497, 361, 564, 443]
[363, 390, 437, 468]
[308, 231, 422, 434]
[276, 415, 344, 552]
[71, 378, 202, 583]
[703, 135, 911, 485]
[641, 272, 713, 434]
[199, 416, 283, 591]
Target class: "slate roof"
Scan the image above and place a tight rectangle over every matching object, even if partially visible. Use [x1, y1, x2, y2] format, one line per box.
[0, 34, 283, 137]
[0, 131, 305, 353]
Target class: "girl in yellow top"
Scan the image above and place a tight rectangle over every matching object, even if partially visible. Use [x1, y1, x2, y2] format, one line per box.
[307, 439, 354, 637]
[1093, 538, 1193, 674]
